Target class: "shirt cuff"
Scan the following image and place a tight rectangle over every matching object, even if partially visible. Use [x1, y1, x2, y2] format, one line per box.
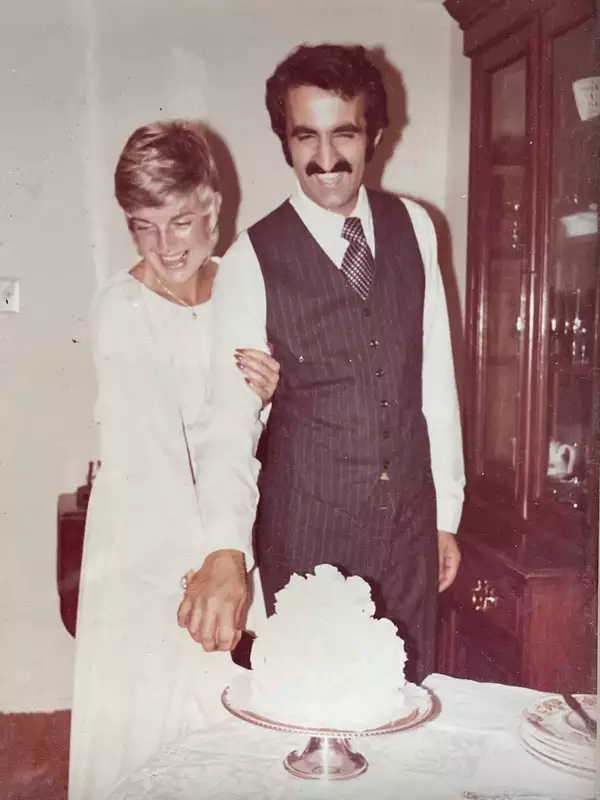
[436, 502, 463, 535]
[201, 519, 255, 572]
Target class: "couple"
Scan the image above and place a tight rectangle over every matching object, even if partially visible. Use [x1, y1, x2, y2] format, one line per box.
[69, 43, 465, 800]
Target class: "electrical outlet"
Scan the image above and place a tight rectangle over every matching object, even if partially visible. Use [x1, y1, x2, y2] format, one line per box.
[0, 278, 20, 313]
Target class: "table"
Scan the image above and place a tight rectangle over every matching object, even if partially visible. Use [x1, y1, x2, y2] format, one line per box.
[108, 673, 597, 800]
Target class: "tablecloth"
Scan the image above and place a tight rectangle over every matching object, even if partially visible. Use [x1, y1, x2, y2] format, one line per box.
[108, 673, 597, 800]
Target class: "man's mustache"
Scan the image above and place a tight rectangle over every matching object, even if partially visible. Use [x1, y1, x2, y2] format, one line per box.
[306, 160, 352, 177]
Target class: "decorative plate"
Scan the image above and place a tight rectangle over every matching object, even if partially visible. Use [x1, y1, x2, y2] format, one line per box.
[522, 695, 596, 749]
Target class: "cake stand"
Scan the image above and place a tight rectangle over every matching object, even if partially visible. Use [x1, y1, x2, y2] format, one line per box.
[222, 675, 440, 781]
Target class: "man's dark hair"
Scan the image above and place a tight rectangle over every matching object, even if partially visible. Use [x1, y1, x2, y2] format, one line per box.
[265, 43, 389, 165]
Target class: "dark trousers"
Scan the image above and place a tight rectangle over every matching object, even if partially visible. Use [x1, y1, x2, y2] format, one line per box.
[252, 472, 438, 684]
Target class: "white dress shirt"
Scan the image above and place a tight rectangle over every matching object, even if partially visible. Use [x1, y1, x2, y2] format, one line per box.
[195, 185, 465, 568]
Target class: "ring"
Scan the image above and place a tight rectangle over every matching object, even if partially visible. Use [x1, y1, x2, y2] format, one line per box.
[180, 575, 188, 590]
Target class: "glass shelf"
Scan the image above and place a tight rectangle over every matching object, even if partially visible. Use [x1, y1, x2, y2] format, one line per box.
[542, 17, 599, 509]
[480, 56, 530, 487]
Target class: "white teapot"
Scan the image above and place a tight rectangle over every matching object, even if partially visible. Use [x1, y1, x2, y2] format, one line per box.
[547, 439, 577, 479]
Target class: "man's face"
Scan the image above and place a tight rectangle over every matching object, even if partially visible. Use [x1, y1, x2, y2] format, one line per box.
[284, 85, 381, 217]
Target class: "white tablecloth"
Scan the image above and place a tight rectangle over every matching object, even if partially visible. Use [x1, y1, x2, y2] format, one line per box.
[109, 673, 597, 800]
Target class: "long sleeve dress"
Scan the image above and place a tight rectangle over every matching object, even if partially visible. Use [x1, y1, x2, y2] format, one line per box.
[68, 270, 264, 800]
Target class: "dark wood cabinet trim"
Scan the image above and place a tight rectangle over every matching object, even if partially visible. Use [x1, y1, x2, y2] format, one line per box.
[444, 0, 550, 55]
[464, 23, 539, 516]
[444, 0, 595, 56]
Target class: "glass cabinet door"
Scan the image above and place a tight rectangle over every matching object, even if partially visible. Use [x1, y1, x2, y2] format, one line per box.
[475, 51, 533, 506]
[540, 18, 599, 513]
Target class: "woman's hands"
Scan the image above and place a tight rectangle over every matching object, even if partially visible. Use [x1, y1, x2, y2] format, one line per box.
[177, 550, 248, 652]
[235, 346, 280, 408]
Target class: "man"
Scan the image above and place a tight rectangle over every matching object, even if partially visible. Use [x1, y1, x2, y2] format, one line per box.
[178, 44, 465, 683]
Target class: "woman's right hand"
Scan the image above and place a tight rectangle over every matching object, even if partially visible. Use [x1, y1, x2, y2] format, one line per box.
[234, 346, 280, 407]
[177, 549, 248, 652]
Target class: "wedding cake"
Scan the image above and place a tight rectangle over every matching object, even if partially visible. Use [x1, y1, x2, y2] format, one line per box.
[248, 564, 408, 730]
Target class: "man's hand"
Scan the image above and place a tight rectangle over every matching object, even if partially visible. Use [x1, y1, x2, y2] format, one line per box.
[177, 549, 248, 652]
[438, 531, 460, 592]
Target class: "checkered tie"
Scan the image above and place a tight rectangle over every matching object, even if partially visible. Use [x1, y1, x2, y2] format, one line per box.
[341, 217, 374, 301]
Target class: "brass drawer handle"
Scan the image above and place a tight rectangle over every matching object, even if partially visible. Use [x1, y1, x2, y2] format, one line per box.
[471, 579, 499, 612]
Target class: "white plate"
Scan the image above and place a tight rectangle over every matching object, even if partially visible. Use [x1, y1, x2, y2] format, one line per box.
[519, 725, 595, 773]
[518, 695, 597, 780]
[522, 717, 596, 757]
[519, 731, 596, 780]
[522, 695, 596, 749]
[522, 725, 595, 766]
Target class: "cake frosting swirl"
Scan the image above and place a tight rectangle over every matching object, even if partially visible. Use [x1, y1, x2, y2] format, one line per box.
[249, 564, 408, 730]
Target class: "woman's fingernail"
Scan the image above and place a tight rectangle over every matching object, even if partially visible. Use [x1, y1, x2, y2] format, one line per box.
[244, 377, 251, 385]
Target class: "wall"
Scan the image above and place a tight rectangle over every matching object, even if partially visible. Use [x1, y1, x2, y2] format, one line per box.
[90, 0, 462, 283]
[0, 0, 470, 711]
[444, 21, 472, 395]
[0, 0, 96, 712]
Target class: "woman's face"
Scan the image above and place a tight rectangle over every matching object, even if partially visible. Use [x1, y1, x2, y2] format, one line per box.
[127, 189, 220, 285]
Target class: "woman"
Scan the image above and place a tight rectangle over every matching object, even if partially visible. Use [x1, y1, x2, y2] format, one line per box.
[69, 121, 278, 800]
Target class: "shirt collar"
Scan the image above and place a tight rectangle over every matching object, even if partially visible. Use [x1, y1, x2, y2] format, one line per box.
[291, 181, 370, 237]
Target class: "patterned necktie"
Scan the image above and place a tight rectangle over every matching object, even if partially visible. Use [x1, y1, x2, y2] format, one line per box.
[341, 216, 375, 301]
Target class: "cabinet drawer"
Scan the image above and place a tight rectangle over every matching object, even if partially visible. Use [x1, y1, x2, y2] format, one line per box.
[452, 549, 522, 639]
[450, 610, 520, 684]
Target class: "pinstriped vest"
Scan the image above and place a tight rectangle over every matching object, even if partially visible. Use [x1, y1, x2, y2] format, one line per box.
[248, 190, 431, 515]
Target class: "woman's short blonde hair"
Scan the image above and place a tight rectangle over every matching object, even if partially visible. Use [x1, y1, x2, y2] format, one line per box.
[114, 120, 220, 215]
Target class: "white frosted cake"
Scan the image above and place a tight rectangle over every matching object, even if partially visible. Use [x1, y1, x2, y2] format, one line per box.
[248, 564, 408, 730]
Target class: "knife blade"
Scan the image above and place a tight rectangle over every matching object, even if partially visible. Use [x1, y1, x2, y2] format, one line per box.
[561, 693, 597, 737]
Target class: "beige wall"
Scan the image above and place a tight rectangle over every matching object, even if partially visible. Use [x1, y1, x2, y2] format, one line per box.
[0, 0, 469, 711]
[0, 0, 96, 712]
[444, 22, 471, 396]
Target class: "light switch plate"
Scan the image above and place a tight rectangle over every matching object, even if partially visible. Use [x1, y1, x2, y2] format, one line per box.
[0, 278, 20, 313]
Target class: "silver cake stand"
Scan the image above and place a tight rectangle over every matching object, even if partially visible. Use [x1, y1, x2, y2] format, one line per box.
[222, 675, 440, 781]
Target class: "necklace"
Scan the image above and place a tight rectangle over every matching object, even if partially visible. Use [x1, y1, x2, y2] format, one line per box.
[154, 273, 199, 319]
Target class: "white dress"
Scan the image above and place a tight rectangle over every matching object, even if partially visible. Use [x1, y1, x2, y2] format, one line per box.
[69, 270, 265, 800]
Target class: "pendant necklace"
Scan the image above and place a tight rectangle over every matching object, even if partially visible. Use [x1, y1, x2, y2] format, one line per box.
[154, 273, 199, 319]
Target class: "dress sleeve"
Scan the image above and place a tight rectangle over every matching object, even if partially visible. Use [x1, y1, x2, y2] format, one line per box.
[91, 280, 216, 587]
[193, 233, 269, 571]
[402, 200, 466, 534]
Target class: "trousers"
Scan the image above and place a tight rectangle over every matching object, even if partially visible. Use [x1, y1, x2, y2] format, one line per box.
[254, 471, 439, 684]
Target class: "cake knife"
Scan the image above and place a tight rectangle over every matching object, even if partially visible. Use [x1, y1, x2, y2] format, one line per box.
[561, 693, 597, 737]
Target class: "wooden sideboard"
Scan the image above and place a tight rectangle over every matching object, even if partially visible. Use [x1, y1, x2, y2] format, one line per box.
[438, 522, 597, 692]
[57, 492, 87, 637]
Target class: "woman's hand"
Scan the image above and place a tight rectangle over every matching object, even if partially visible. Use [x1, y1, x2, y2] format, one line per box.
[234, 346, 280, 407]
[177, 549, 248, 652]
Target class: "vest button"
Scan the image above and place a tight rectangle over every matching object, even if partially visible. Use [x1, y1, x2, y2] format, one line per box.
[382, 430, 390, 439]
[380, 400, 388, 408]
[363, 307, 371, 317]
[383, 460, 390, 469]
[375, 368, 384, 377]
[369, 339, 379, 348]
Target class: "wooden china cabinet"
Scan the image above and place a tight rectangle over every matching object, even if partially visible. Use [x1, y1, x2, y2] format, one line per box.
[438, 0, 599, 693]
